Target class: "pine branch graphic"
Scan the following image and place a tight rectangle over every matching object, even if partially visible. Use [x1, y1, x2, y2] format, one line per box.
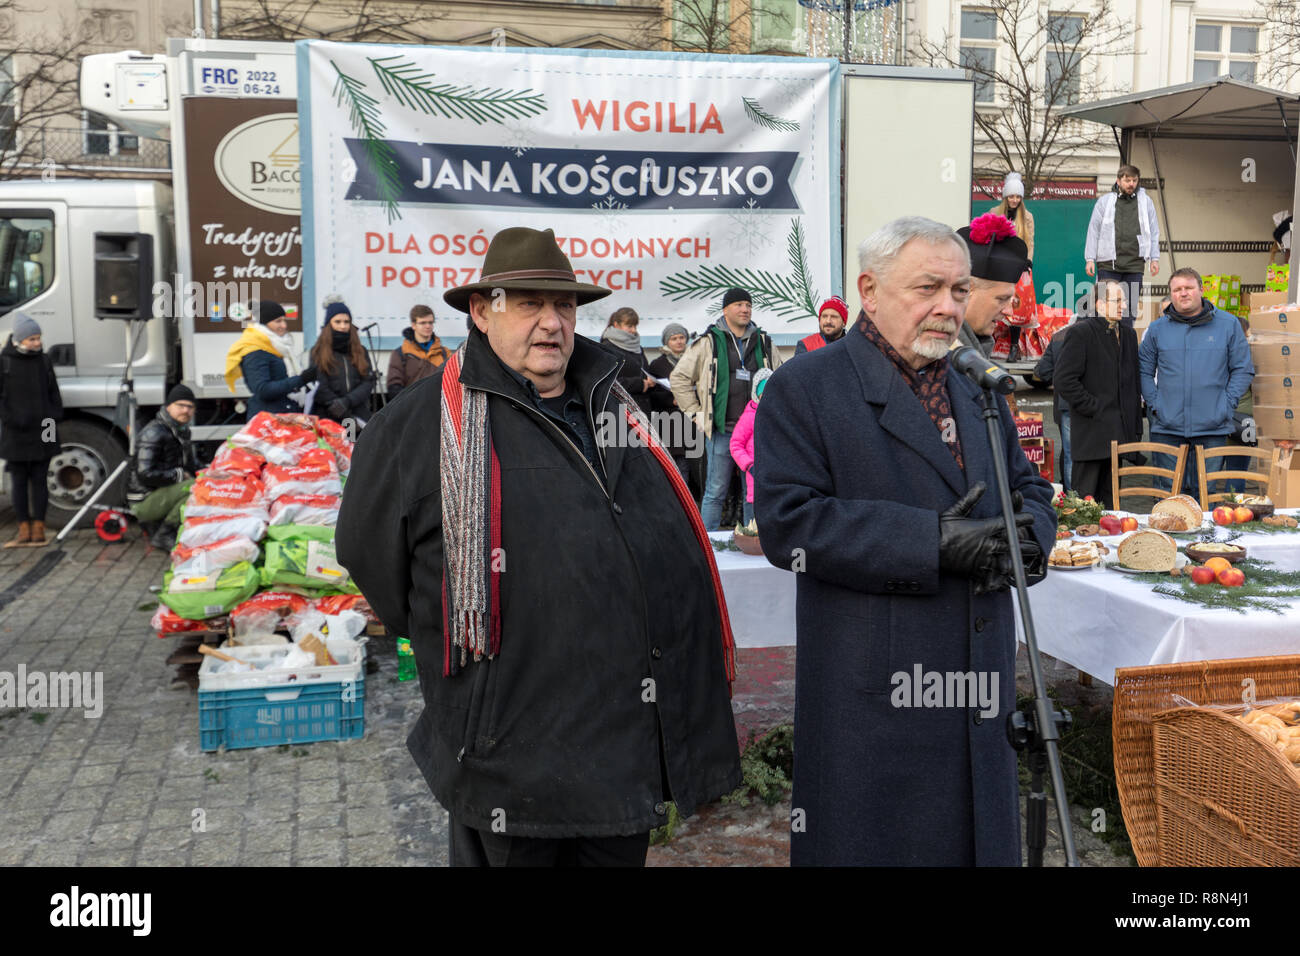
[742, 97, 799, 132]
[660, 220, 820, 321]
[786, 219, 818, 318]
[369, 56, 547, 125]
[331, 60, 402, 223]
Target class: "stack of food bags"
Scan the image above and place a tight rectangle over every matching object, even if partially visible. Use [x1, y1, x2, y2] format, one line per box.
[152, 412, 366, 637]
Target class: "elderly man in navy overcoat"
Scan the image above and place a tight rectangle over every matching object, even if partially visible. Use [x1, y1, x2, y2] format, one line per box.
[754, 216, 1056, 866]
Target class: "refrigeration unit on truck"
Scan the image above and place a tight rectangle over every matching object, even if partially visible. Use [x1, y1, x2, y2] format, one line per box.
[0, 37, 973, 520]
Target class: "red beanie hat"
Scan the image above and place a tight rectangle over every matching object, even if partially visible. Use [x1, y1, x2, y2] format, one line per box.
[818, 296, 849, 322]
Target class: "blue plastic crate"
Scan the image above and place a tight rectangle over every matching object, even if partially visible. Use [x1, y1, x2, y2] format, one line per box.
[199, 675, 365, 751]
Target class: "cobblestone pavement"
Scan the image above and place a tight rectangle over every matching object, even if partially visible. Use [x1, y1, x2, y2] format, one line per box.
[1, 503, 1129, 868]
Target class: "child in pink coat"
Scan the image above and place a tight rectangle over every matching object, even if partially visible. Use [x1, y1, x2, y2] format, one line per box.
[730, 368, 772, 506]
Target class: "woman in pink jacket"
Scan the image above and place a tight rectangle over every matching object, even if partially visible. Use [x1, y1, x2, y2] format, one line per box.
[730, 368, 772, 514]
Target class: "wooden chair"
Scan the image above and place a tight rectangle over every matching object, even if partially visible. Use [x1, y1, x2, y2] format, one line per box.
[1110, 440, 1189, 511]
[1196, 445, 1283, 511]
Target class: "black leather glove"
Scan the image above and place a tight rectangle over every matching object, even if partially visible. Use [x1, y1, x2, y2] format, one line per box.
[327, 399, 348, 419]
[939, 482, 1034, 585]
[298, 366, 317, 385]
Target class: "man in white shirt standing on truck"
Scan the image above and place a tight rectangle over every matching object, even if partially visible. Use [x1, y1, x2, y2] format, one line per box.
[1085, 164, 1160, 328]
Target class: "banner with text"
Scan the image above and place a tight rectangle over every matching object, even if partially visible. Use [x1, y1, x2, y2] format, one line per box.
[299, 43, 839, 343]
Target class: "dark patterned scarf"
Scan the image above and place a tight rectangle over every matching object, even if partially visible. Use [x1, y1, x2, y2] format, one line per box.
[856, 312, 964, 470]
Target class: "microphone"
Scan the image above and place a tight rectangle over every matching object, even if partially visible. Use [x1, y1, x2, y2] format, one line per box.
[950, 346, 1016, 394]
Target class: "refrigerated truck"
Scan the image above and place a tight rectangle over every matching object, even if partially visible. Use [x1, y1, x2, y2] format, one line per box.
[0, 38, 973, 518]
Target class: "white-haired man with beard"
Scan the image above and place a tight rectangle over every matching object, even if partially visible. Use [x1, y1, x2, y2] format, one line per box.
[753, 215, 1055, 866]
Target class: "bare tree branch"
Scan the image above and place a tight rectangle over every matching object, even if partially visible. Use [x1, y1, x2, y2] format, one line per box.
[213, 0, 448, 44]
[1259, 0, 1300, 87]
[917, 0, 1132, 194]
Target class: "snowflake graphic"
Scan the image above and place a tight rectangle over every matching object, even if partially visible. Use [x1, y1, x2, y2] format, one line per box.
[724, 199, 776, 257]
[590, 194, 630, 231]
[774, 75, 810, 106]
[501, 120, 537, 157]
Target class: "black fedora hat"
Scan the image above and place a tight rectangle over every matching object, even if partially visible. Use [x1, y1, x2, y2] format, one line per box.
[443, 227, 611, 313]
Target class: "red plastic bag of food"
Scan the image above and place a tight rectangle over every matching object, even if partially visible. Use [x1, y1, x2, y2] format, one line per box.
[230, 412, 320, 465]
[313, 419, 354, 476]
[179, 510, 269, 548]
[171, 535, 260, 577]
[268, 494, 341, 527]
[151, 605, 225, 636]
[313, 593, 376, 622]
[262, 447, 341, 500]
[209, 444, 266, 478]
[185, 473, 266, 516]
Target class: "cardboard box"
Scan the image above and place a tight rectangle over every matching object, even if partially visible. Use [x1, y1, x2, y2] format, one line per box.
[1203, 275, 1223, 296]
[1250, 335, 1300, 374]
[1259, 438, 1300, 507]
[1252, 404, 1300, 440]
[1266, 264, 1291, 292]
[1227, 275, 1242, 293]
[1248, 307, 1300, 335]
[1245, 290, 1289, 312]
[1015, 413, 1044, 440]
[1253, 373, 1300, 404]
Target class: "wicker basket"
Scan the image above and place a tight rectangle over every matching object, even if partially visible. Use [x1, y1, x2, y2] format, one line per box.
[1113, 654, 1300, 866]
[1151, 707, 1300, 866]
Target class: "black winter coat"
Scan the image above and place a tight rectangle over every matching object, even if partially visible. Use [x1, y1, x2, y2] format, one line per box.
[648, 352, 696, 463]
[1053, 314, 1141, 461]
[754, 328, 1056, 866]
[336, 329, 741, 838]
[314, 350, 374, 423]
[241, 348, 306, 420]
[599, 338, 663, 418]
[0, 338, 62, 461]
[129, 409, 198, 494]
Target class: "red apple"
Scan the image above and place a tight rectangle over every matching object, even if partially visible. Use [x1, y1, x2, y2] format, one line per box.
[1212, 506, 1235, 526]
[1216, 567, 1246, 587]
[1189, 566, 1218, 585]
[1099, 514, 1122, 535]
[1233, 506, 1254, 524]
[1120, 516, 1139, 532]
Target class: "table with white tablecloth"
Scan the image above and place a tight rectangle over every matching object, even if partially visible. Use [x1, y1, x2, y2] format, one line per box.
[711, 518, 1300, 675]
[709, 532, 795, 647]
[1019, 512, 1300, 682]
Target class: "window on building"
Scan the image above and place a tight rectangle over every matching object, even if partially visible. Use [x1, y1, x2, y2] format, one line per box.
[83, 110, 139, 157]
[674, 0, 731, 52]
[753, 0, 804, 54]
[1193, 22, 1258, 83]
[0, 56, 15, 153]
[1045, 14, 1084, 106]
[960, 9, 997, 105]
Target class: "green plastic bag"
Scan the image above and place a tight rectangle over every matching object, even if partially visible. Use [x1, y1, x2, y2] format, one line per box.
[265, 524, 335, 542]
[261, 537, 359, 593]
[160, 560, 261, 620]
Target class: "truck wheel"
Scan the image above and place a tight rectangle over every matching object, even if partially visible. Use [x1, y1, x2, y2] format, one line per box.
[44, 421, 128, 527]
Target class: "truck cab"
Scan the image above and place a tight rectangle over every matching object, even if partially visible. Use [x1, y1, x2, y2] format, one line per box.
[0, 178, 172, 518]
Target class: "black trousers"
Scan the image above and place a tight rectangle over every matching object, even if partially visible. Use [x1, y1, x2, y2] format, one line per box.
[1071, 458, 1113, 510]
[449, 817, 651, 867]
[7, 460, 49, 523]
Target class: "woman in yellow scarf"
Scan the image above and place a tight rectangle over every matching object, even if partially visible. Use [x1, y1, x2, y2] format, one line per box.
[224, 301, 316, 420]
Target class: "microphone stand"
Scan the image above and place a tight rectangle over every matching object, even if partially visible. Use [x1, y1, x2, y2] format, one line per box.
[976, 386, 1079, 867]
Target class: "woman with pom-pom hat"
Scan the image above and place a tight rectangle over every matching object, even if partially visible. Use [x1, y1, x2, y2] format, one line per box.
[988, 172, 1039, 363]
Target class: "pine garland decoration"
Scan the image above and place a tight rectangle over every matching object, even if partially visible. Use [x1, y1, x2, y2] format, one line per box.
[660, 219, 820, 321]
[369, 56, 546, 125]
[742, 96, 799, 132]
[331, 61, 402, 223]
[1149, 558, 1300, 614]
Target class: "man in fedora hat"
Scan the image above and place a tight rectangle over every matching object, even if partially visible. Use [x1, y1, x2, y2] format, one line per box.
[337, 226, 740, 867]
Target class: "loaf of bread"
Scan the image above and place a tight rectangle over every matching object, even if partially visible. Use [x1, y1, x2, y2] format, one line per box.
[1151, 494, 1203, 531]
[1117, 529, 1177, 571]
[1148, 513, 1186, 532]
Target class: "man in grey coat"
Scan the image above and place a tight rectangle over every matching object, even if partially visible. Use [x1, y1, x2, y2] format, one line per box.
[754, 216, 1055, 866]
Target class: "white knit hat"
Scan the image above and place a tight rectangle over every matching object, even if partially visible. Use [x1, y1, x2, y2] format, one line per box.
[1003, 172, 1025, 198]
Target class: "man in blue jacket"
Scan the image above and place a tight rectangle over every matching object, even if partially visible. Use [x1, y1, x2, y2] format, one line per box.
[1139, 267, 1254, 495]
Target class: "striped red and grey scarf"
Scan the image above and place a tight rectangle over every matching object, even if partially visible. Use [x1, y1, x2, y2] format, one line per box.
[439, 342, 736, 684]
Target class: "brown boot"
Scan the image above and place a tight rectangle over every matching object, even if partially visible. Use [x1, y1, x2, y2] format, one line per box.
[28, 520, 47, 546]
[4, 521, 32, 548]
